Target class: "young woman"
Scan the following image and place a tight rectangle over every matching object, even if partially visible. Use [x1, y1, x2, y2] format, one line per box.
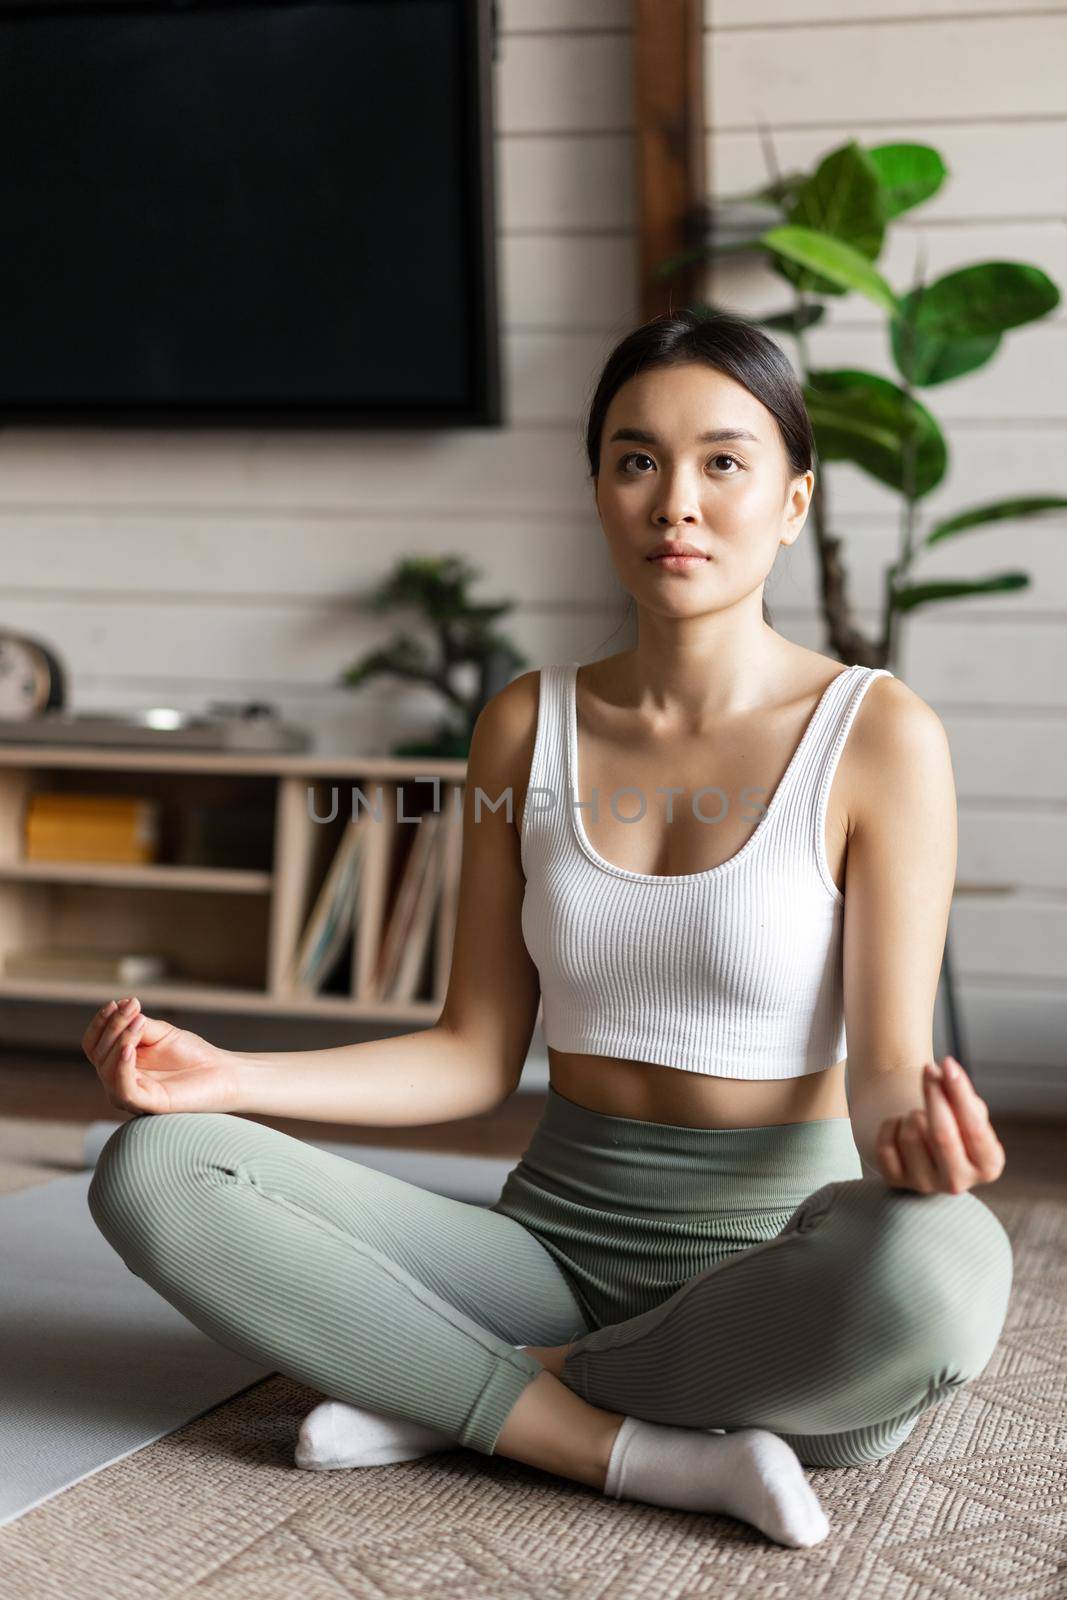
[83, 309, 1012, 1550]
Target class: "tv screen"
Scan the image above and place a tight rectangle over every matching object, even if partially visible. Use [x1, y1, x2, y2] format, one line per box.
[0, 0, 501, 425]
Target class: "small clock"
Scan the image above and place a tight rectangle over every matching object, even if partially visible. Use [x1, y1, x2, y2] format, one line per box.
[0, 632, 67, 720]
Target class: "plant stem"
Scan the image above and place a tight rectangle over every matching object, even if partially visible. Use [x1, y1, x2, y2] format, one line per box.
[887, 246, 929, 665]
[759, 126, 879, 666]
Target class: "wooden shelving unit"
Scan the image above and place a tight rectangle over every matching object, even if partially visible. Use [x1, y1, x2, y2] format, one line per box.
[0, 744, 469, 1019]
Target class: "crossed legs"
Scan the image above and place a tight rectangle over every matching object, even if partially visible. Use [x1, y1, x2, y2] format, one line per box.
[88, 1110, 1013, 1488]
[554, 1173, 1014, 1467]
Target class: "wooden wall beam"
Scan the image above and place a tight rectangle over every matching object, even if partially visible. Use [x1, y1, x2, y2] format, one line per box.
[632, 0, 707, 321]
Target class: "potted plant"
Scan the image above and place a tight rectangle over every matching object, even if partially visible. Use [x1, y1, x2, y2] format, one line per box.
[338, 555, 528, 758]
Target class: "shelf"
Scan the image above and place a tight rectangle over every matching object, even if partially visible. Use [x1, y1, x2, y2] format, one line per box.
[0, 862, 273, 893]
[0, 749, 470, 1023]
[0, 744, 469, 779]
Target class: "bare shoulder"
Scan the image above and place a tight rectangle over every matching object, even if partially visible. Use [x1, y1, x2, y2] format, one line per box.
[473, 669, 540, 761]
[468, 668, 541, 821]
[845, 671, 955, 828]
[488, 667, 542, 724]
[852, 672, 951, 758]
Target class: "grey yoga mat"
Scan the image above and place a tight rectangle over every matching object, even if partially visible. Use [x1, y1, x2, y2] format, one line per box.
[0, 1121, 516, 1528]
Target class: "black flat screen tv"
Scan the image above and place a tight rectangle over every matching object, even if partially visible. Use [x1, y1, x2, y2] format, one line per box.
[0, 0, 501, 426]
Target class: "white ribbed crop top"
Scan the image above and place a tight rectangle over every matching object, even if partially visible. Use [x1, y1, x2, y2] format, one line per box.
[519, 660, 894, 1080]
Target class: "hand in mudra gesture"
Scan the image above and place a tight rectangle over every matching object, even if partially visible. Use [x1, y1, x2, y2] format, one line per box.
[876, 1056, 1006, 1195]
[81, 997, 240, 1117]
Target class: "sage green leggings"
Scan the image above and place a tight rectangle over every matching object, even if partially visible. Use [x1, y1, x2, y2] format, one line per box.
[87, 1085, 1013, 1469]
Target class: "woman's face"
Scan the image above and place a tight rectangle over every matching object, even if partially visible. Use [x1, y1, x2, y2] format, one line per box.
[593, 361, 814, 616]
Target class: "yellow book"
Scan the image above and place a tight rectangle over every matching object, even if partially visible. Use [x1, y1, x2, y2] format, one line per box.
[26, 793, 159, 863]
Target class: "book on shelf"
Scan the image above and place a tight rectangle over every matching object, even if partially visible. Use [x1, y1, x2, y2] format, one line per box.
[286, 780, 462, 1006]
[352, 780, 399, 1001]
[368, 795, 434, 1002]
[377, 809, 446, 1002]
[287, 814, 368, 995]
[24, 792, 160, 864]
[367, 786, 462, 1003]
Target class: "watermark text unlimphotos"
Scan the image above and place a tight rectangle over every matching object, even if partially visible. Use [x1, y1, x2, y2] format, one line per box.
[307, 777, 771, 827]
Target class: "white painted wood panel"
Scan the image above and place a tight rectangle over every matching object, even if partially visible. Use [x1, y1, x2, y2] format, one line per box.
[498, 136, 635, 231]
[506, 331, 622, 421]
[956, 813, 1067, 894]
[496, 33, 632, 134]
[963, 986, 1066, 1072]
[901, 618, 1067, 707]
[0, 512, 619, 605]
[503, 234, 636, 327]
[945, 715, 1067, 803]
[709, 17, 1067, 127]
[952, 900, 1067, 984]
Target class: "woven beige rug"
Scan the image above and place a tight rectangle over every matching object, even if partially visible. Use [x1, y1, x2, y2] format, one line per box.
[0, 1154, 1063, 1597]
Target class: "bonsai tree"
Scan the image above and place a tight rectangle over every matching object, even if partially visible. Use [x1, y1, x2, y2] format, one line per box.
[338, 555, 528, 758]
[660, 135, 1066, 667]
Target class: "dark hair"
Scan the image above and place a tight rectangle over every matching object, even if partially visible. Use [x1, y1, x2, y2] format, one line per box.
[583, 307, 816, 635]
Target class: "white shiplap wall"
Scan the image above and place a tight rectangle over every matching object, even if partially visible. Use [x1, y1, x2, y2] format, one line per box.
[2, 0, 1063, 1112]
[706, 0, 1067, 1111]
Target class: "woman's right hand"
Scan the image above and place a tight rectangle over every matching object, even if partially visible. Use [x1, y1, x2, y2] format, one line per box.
[81, 997, 242, 1117]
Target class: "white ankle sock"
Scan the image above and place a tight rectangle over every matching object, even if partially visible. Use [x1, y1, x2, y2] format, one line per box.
[294, 1344, 535, 1471]
[603, 1416, 830, 1548]
[295, 1400, 456, 1469]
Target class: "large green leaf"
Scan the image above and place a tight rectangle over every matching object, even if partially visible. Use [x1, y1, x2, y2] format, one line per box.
[891, 309, 1000, 386]
[892, 262, 1061, 383]
[926, 496, 1067, 545]
[866, 144, 947, 218]
[891, 573, 1030, 612]
[806, 369, 947, 497]
[774, 142, 886, 298]
[763, 227, 899, 314]
[919, 261, 1060, 336]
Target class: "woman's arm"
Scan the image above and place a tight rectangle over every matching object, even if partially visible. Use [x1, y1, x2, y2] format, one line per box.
[223, 1025, 509, 1126]
[841, 677, 1004, 1192]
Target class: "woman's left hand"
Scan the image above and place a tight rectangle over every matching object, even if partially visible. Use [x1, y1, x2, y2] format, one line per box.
[875, 1056, 1006, 1195]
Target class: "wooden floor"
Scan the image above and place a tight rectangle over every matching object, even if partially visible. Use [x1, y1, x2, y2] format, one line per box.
[1, 1048, 1063, 1201]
